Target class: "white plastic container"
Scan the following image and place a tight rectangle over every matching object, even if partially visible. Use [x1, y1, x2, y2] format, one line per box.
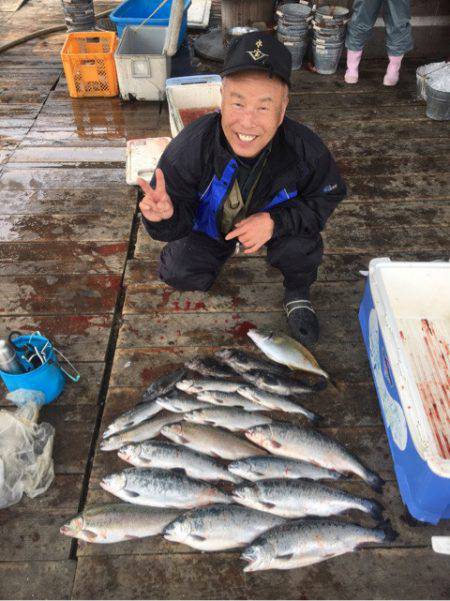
[359, 258, 450, 523]
[165, 74, 222, 137]
[115, 26, 171, 101]
[126, 137, 171, 185]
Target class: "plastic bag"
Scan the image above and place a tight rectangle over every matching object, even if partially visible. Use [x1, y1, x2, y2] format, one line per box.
[0, 390, 55, 509]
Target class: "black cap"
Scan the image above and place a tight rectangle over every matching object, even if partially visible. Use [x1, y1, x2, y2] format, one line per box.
[221, 31, 292, 87]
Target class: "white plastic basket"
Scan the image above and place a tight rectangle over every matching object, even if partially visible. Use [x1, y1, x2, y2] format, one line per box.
[165, 74, 222, 137]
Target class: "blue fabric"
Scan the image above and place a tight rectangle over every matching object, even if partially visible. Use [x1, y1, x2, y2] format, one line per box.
[194, 168, 298, 240]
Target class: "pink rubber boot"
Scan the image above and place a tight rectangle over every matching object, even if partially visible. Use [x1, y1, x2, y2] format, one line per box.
[344, 49, 363, 84]
[383, 55, 403, 86]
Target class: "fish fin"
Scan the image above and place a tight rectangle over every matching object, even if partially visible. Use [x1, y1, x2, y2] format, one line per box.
[366, 470, 385, 493]
[269, 440, 282, 449]
[124, 490, 140, 498]
[191, 534, 207, 541]
[124, 534, 140, 540]
[254, 470, 265, 477]
[275, 552, 294, 561]
[178, 435, 190, 445]
[81, 529, 98, 542]
[261, 501, 276, 509]
[211, 452, 223, 459]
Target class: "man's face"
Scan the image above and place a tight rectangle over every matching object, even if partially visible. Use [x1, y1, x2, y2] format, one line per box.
[221, 71, 289, 158]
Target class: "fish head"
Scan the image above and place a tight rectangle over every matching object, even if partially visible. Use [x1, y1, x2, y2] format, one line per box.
[236, 386, 254, 401]
[241, 543, 270, 572]
[163, 517, 192, 544]
[99, 437, 119, 452]
[60, 515, 84, 538]
[118, 443, 140, 463]
[161, 422, 185, 444]
[244, 425, 269, 447]
[228, 460, 251, 478]
[100, 471, 127, 493]
[232, 483, 257, 506]
[247, 328, 274, 345]
[215, 348, 233, 360]
[183, 410, 201, 424]
[176, 379, 192, 392]
[196, 391, 213, 402]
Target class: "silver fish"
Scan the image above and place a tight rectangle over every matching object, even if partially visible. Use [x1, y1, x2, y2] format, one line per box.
[232, 478, 384, 519]
[100, 468, 231, 508]
[216, 348, 292, 377]
[184, 407, 272, 432]
[197, 390, 262, 412]
[118, 441, 241, 484]
[185, 357, 237, 379]
[242, 518, 397, 571]
[156, 393, 210, 413]
[163, 504, 286, 551]
[100, 413, 181, 451]
[161, 422, 267, 460]
[228, 456, 345, 482]
[140, 368, 187, 404]
[247, 329, 329, 379]
[237, 385, 321, 422]
[177, 378, 242, 394]
[240, 369, 314, 396]
[102, 402, 162, 440]
[60, 503, 181, 544]
[245, 423, 384, 491]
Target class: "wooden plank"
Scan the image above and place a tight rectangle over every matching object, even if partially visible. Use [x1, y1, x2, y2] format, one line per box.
[329, 137, 450, 158]
[71, 548, 450, 599]
[0, 560, 76, 600]
[0, 166, 128, 186]
[317, 119, 449, 140]
[0, 274, 121, 315]
[0, 314, 113, 361]
[288, 90, 419, 110]
[122, 281, 365, 315]
[289, 104, 429, 124]
[10, 146, 126, 164]
[0, 214, 133, 242]
[337, 156, 450, 178]
[345, 173, 450, 202]
[0, 188, 135, 215]
[125, 249, 447, 286]
[0, 127, 29, 148]
[0, 241, 129, 275]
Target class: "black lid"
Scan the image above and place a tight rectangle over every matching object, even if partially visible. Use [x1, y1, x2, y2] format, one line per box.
[221, 31, 292, 87]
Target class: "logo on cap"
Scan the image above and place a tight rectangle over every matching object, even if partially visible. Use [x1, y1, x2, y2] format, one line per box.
[247, 39, 268, 62]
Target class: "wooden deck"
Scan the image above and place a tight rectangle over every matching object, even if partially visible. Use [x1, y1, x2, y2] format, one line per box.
[1, 0, 450, 598]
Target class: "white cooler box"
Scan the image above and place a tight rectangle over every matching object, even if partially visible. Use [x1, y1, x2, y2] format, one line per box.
[165, 74, 222, 137]
[359, 259, 450, 524]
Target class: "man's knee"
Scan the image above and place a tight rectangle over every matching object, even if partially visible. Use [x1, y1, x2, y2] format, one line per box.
[267, 235, 323, 270]
[158, 262, 216, 292]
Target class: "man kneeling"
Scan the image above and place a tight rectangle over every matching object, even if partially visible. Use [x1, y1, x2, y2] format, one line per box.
[139, 32, 346, 346]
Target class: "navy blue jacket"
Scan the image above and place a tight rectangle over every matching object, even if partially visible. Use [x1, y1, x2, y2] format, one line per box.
[143, 112, 346, 242]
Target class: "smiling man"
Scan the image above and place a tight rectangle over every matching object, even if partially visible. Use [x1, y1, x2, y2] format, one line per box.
[139, 32, 346, 346]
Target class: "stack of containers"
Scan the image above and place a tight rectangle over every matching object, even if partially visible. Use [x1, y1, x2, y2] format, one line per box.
[311, 4, 349, 75]
[61, 0, 96, 31]
[276, 3, 312, 71]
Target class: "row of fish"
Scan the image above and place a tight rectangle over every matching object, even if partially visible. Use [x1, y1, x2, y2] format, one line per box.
[61, 329, 393, 571]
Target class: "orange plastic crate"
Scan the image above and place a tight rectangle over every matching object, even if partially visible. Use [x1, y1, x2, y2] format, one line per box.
[61, 31, 119, 98]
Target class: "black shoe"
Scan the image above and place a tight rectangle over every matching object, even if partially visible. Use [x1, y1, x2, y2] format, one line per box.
[283, 291, 319, 347]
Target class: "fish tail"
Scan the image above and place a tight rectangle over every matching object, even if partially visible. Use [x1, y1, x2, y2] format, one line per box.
[307, 411, 323, 425]
[364, 468, 385, 493]
[377, 519, 398, 543]
[363, 498, 384, 522]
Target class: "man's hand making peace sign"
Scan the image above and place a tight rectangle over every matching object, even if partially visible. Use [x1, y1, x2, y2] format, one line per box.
[137, 168, 174, 222]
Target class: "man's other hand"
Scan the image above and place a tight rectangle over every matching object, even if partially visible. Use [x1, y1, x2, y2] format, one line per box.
[137, 168, 174, 222]
[225, 213, 274, 254]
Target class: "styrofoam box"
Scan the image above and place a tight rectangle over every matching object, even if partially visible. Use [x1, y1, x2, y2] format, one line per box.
[165, 74, 222, 137]
[359, 258, 450, 524]
[115, 26, 170, 101]
[126, 137, 171, 185]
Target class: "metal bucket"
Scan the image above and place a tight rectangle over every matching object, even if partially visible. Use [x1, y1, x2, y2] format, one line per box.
[314, 5, 349, 24]
[61, 0, 96, 31]
[425, 81, 450, 121]
[277, 31, 308, 70]
[312, 39, 343, 74]
[276, 3, 311, 38]
[224, 26, 258, 48]
[416, 62, 448, 101]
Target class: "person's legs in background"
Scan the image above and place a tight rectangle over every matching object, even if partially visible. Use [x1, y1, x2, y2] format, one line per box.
[345, 0, 382, 84]
[266, 235, 323, 347]
[383, 0, 413, 86]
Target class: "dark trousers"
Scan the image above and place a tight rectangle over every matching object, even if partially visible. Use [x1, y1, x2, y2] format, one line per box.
[158, 231, 323, 292]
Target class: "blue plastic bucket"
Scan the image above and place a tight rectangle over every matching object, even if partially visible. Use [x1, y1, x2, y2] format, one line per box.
[110, 0, 191, 48]
[0, 334, 66, 404]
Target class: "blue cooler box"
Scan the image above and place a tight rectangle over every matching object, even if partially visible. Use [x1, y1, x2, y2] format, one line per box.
[359, 258, 450, 524]
[110, 0, 191, 47]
